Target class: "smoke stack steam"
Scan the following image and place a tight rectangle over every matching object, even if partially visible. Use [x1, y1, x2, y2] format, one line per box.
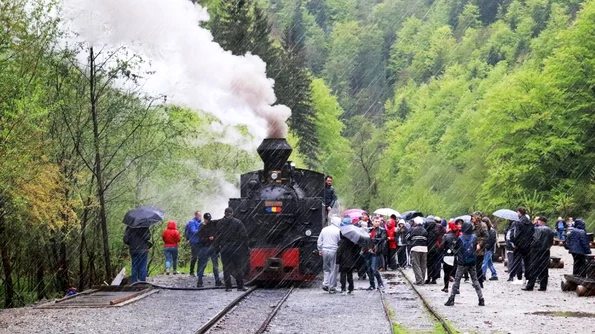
[60, 0, 290, 141]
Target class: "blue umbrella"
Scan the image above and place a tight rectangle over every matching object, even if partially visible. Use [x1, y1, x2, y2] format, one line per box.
[493, 209, 519, 221]
[123, 206, 165, 228]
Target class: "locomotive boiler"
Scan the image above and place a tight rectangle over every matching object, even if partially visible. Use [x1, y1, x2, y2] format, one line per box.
[228, 138, 325, 282]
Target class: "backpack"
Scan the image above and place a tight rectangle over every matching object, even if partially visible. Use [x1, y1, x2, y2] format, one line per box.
[460, 234, 476, 265]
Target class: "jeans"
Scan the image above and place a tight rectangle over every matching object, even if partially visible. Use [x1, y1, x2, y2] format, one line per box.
[364, 253, 383, 288]
[197, 246, 220, 283]
[450, 265, 483, 300]
[558, 229, 565, 241]
[482, 250, 497, 278]
[130, 250, 148, 283]
[164, 247, 178, 271]
[189, 243, 200, 275]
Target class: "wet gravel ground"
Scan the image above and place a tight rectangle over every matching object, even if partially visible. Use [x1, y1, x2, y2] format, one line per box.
[401, 245, 595, 334]
[266, 279, 391, 334]
[382, 271, 438, 333]
[206, 288, 291, 334]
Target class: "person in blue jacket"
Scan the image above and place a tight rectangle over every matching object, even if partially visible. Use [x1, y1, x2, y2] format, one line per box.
[565, 219, 591, 277]
[185, 211, 202, 277]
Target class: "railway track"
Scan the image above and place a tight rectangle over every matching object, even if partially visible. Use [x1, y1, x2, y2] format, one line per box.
[381, 270, 456, 334]
[195, 287, 294, 334]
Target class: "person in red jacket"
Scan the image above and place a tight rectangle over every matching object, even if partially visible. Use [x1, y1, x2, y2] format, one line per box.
[386, 214, 398, 270]
[162, 221, 181, 275]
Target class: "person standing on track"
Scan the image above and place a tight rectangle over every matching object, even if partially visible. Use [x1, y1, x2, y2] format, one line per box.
[364, 218, 387, 290]
[185, 211, 202, 277]
[196, 213, 222, 288]
[407, 217, 428, 285]
[318, 215, 341, 294]
[440, 220, 459, 293]
[162, 220, 181, 275]
[445, 222, 485, 307]
[386, 214, 398, 270]
[214, 207, 249, 292]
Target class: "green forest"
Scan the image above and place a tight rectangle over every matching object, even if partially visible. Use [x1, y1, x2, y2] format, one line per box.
[1, 0, 594, 307]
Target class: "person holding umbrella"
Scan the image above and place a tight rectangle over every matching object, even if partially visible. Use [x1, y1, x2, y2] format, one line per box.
[337, 218, 363, 295]
[122, 206, 164, 283]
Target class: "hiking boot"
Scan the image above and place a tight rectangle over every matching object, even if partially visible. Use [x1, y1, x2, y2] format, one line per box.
[173, 271, 179, 275]
[347, 290, 354, 295]
[197, 281, 204, 288]
[166, 270, 170, 275]
[478, 298, 485, 306]
[507, 277, 514, 282]
[489, 276, 498, 281]
[445, 297, 455, 306]
[521, 287, 533, 291]
[190, 273, 196, 277]
[366, 286, 375, 291]
[424, 279, 431, 284]
[430, 280, 437, 284]
[225, 288, 232, 292]
[441, 287, 448, 293]
[237, 287, 248, 292]
[329, 288, 337, 294]
[322, 286, 329, 291]
[538, 288, 547, 291]
[479, 281, 484, 289]
[215, 281, 223, 287]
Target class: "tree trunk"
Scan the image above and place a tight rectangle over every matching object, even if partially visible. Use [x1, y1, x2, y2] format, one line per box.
[89, 47, 112, 282]
[0, 206, 14, 308]
[36, 255, 45, 300]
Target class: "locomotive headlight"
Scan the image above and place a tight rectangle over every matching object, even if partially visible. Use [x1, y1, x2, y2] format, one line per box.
[271, 172, 278, 180]
[305, 229, 312, 236]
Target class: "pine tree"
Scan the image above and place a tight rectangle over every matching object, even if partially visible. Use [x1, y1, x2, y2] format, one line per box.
[211, 0, 252, 55]
[276, 2, 319, 167]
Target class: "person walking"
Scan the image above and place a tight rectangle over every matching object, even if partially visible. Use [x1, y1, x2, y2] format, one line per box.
[482, 217, 498, 281]
[523, 216, 555, 291]
[508, 207, 534, 283]
[395, 221, 408, 268]
[565, 219, 591, 277]
[386, 215, 398, 270]
[123, 226, 152, 283]
[214, 207, 249, 291]
[318, 215, 341, 293]
[440, 221, 459, 293]
[196, 213, 222, 287]
[445, 222, 485, 307]
[364, 218, 387, 290]
[336, 228, 361, 295]
[162, 221, 181, 275]
[407, 217, 428, 285]
[185, 211, 202, 277]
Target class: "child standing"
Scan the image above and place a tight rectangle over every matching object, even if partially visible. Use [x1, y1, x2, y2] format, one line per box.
[162, 221, 181, 275]
[445, 222, 485, 306]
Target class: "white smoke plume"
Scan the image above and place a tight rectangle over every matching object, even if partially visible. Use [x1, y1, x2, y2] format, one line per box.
[59, 0, 291, 143]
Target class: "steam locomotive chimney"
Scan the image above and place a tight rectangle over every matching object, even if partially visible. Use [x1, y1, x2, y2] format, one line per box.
[257, 138, 293, 173]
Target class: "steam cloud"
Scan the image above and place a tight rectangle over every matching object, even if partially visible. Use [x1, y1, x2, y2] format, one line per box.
[60, 0, 290, 142]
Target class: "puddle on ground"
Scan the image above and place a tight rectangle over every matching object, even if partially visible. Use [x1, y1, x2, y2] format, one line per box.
[529, 311, 595, 318]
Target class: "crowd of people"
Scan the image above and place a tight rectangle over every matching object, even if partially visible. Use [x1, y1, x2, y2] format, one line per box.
[123, 207, 249, 292]
[317, 207, 593, 307]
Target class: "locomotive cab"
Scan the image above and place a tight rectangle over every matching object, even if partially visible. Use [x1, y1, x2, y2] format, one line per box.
[229, 138, 325, 282]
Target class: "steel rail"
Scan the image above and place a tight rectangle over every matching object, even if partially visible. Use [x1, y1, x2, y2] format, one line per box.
[255, 287, 295, 334]
[194, 286, 258, 334]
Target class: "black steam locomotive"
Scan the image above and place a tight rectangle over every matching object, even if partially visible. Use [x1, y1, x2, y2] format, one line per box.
[228, 138, 325, 281]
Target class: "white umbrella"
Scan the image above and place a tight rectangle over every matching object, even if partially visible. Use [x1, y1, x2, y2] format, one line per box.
[493, 209, 519, 221]
[374, 208, 400, 217]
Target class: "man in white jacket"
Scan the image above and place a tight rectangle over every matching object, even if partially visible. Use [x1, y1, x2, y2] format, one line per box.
[318, 215, 341, 293]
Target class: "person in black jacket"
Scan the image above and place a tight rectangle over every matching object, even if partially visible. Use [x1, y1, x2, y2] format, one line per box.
[364, 218, 387, 290]
[425, 217, 440, 284]
[445, 222, 485, 307]
[440, 221, 459, 293]
[407, 217, 428, 285]
[123, 227, 152, 283]
[481, 217, 498, 281]
[565, 219, 592, 277]
[323, 176, 337, 221]
[508, 207, 534, 282]
[336, 233, 361, 294]
[214, 207, 249, 291]
[196, 213, 222, 288]
[523, 216, 555, 291]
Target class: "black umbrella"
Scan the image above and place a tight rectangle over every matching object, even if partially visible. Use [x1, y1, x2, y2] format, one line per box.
[340, 225, 372, 248]
[401, 210, 424, 221]
[123, 206, 165, 228]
